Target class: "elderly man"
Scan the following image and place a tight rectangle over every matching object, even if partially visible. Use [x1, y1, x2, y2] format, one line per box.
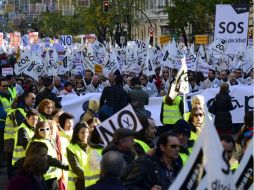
[86, 151, 127, 190]
[86, 75, 103, 93]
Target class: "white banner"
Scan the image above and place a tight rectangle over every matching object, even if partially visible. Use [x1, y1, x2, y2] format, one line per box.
[61, 85, 253, 126]
[214, 4, 249, 54]
[95, 104, 142, 146]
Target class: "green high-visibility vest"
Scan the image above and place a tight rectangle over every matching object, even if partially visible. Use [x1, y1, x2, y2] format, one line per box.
[12, 123, 34, 165]
[27, 138, 62, 180]
[0, 95, 12, 114]
[4, 108, 26, 141]
[84, 147, 103, 187]
[179, 152, 189, 165]
[134, 139, 151, 153]
[162, 96, 183, 125]
[8, 86, 17, 100]
[67, 143, 87, 190]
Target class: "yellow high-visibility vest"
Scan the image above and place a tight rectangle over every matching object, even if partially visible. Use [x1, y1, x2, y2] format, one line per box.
[27, 138, 62, 180]
[134, 139, 150, 153]
[84, 147, 103, 187]
[162, 96, 183, 125]
[12, 123, 34, 165]
[4, 108, 26, 141]
[67, 143, 87, 190]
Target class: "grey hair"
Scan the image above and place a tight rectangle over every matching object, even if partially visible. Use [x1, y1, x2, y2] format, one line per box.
[100, 151, 126, 178]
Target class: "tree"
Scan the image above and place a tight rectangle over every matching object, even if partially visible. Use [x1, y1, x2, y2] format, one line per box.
[166, 0, 251, 43]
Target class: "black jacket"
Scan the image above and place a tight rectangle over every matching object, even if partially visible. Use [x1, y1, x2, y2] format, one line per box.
[35, 88, 62, 108]
[123, 154, 182, 190]
[102, 141, 136, 181]
[214, 92, 234, 130]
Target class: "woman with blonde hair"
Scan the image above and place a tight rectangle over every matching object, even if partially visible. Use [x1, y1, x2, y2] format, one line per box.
[188, 106, 205, 141]
[184, 95, 205, 121]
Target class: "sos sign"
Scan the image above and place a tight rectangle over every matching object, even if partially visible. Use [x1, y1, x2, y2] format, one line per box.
[218, 22, 244, 34]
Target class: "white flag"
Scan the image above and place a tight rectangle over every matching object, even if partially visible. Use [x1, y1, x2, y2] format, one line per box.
[169, 112, 235, 190]
[168, 56, 189, 99]
[234, 138, 253, 190]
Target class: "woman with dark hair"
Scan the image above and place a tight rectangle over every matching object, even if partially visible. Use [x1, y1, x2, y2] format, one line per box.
[37, 99, 55, 120]
[67, 122, 89, 190]
[213, 82, 234, 135]
[8, 142, 48, 190]
[27, 85, 38, 95]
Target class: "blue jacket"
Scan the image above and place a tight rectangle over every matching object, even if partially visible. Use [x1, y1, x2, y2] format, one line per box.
[0, 100, 7, 129]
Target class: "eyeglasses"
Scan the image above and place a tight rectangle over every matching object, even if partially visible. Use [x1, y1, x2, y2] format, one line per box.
[194, 113, 204, 117]
[168, 144, 180, 149]
[39, 128, 50, 132]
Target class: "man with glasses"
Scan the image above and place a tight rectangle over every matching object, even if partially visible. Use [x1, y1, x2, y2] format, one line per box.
[124, 132, 182, 190]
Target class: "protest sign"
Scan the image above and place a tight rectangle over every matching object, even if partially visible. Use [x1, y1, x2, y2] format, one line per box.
[96, 104, 142, 146]
[60, 35, 73, 46]
[214, 4, 249, 54]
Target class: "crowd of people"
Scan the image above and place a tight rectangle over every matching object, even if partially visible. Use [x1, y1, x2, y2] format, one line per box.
[0, 65, 253, 190]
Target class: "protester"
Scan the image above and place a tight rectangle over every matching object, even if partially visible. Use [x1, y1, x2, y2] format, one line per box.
[160, 94, 183, 133]
[188, 106, 205, 137]
[12, 109, 38, 165]
[220, 70, 228, 82]
[202, 69, 221, 89]
[8, 142, 49, 190]
[1, 77, 13, 177]
[28, 121, 66, 190]
[66, 122, 89, 190]
[59, 82, 75, 95]
[123, 76, 133, 93]
[243, 68, 254, 85]
[86, 75, 103, 93]
[172, 119, 193, 165]
[213, 82, 234, 135]
[85, 128, 104, 187]
[134, 116, 157, 157]
[99, 75, 128, 121]
[124, 132, 182, 190]
[15, 92, 36, 126]
[228, 72, 241, 86]
[38, 99, 55, 120]
[74, 79, 86, 96]
[86, 151, 127, 190]
[35, 77, 62, 108]
[128, 77, 150, 118]
[102, 128, 138, 181]
[84, 69, 93, 87]
[184, 94, 204, 121]
[219, 134, 236, 171]
[140, 74, 159, 97]
[6, 74, 24, 98]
